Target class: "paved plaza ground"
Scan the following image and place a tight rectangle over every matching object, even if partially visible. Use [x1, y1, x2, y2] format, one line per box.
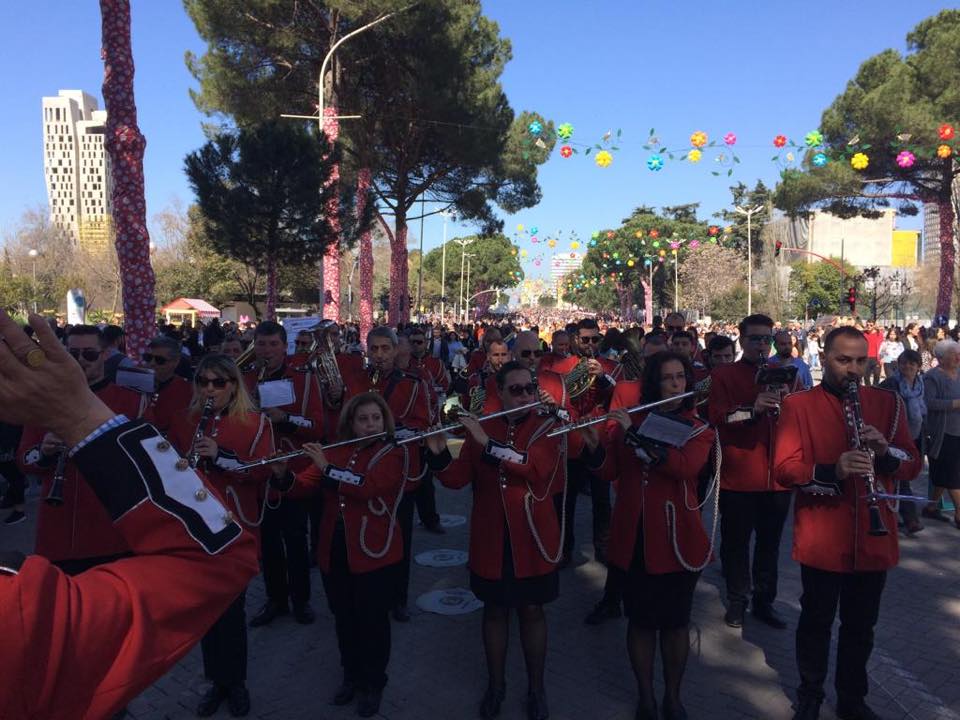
[5, 473, 959, 720]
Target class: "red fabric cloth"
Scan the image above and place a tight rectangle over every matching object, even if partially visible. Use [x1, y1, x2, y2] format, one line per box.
[774, 385, 921, 572]
[601, 410, 715, 574]
[150, 375, 193, 435]
[865, 330, 883, 359]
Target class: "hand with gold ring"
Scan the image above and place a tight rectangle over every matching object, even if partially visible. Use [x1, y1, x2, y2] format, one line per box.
[0, 310, 114, 446]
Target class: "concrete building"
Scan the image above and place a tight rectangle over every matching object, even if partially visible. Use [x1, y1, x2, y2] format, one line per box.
[42, 90, 113, 251]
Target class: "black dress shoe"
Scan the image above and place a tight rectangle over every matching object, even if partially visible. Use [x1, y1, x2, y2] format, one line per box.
[249, 600, 288, 627]
[423, 521, 447, 534]
[793, 695, 822, 720]
[226, 685, 250, 717]
[724, 601, 745, 628]
[836, 699, 882, 720]
[662, 699, 688, 720]
[479, 685, 506, 718]
[392, 605, 411, 622]
[584, 600, 622, 625]
[526, 688, 549, 720]
[357, 687, 383, 718]
[196, 684, 225, 717]
[293, 602, 316, 624]
[333, 680, 356, 705]
[752, 601, 788, 629]
[633, 699, 657, 720]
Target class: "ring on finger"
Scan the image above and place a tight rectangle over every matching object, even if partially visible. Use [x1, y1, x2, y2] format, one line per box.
[24, 347, 46, 368]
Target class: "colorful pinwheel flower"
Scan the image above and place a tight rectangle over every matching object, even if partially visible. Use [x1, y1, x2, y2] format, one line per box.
[649, 229, 660, 238]
[723, 132, 737, 146]
[708, 226, 718, 236]
[635, 230, 644, 238]
[773, 135, 787, 148]
[557, 122, 574, 140]
[528, 120, 543, 136]
[804, 130, 823, 147]
[937, 144, 953, 159]
[547, 239, 556, 248]
[647, 154, 664, 172]
[595, 150, 613, 167]
[850, 152, 869, 170]
[570, 241, 580, 249]
[896, 150, 916, 168]
[559, 145, 573, 158]
[812, 152, 828, 167]
[690, 240, 700, 248]
[690, 131, 708, 148]
[938, 124, 955, 141]
[688, 149, 702, 163]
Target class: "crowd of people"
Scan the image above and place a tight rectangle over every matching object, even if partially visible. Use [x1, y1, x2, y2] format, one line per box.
[0, 306, 951, 720]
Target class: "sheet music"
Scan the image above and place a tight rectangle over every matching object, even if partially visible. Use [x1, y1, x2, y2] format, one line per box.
[258, 379, 295, 408]
[636, 412, 695, 448]
[115, 367, 156, 394]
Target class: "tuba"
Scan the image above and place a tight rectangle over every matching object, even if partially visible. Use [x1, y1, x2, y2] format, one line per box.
[306, 323, 345, 399]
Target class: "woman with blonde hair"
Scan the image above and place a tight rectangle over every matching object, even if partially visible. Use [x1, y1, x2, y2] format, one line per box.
[273, 392, 408, 718]
[169, 353, 275, 718]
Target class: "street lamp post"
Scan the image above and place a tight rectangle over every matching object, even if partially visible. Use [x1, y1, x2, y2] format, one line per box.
[439, 210, 454, 319]
[465, 256, 472, 323]
[28, 249, 39, 313]
[455, 239, 474, 322]
[734, 204, 764, 315]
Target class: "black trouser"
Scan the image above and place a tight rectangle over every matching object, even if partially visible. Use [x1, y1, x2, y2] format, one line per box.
[396, 492, 416, 607]
[201, 591, 247, 688]
[0, 460, 25, 505]
[415, 472, 441, 528]
[260, 499, 311, 607]
[864, 359, 881, 386]
[555, 459, 611, 559]
[797, 564, 886, 704]
[322, 524, 396, 691]
[719, 489, 791, 606]
[308, 495, 323, 563]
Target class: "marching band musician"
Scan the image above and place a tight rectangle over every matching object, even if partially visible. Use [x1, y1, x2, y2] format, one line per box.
[424, 360, 602, 720]
[341, 326, 433, 622]
[169, 354, 275, 718]
[0, 312, 259, 720]
[142, 335, 193, 435]
[774, 327, 921, 720]
[598, 351, 717, 720]
[462, 338, 510, 412]
[708, 313, 792, 630]
[271, 393, 407, 718]
[463, 327, 504, 377]
[243, 321, 323, 627]
[18, 324, 151, 575]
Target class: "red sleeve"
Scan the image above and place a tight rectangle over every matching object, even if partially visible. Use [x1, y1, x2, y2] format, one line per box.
[0, 420, 258, 720]
[435, 438, 480, 490]
[773, 394, 812, 488]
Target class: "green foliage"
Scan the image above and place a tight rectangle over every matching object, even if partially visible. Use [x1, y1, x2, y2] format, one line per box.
[537, 294, 557, 308]
[420, 234, 524, 305]
[715, 180, 772, 258]
[787, 258, 858, 317]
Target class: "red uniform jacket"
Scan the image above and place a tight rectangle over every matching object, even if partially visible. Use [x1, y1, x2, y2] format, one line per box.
[169, 409, 274, 537]
[467, 370, 500, 413]
[0, 419, 258, 720]
[465, 349, 488, 376]
[605, 379, 642, 438]
[150, 375, 194, 435]
[774, 385, 921, 573]
[567, 355, 619, 420]
[481, 369, 575, 422]
[292, 442, 407, 574]
[538, 353, 578, 376]
[431, 412, 566, 580]
[19, 382, 151, 563]
[244, 364, 325, 470]
[708, 360, 787, 493]
[600, 409, 715, 574]
[411, 354, 450, 395]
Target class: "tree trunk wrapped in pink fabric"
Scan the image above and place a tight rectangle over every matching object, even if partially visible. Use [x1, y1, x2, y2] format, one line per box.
[935, 195, 955, 321]
[322, 107, 341, 321]
[356, 168, 374, 346]
[265, 255, 278, 320]
[100, 0, 156, 358]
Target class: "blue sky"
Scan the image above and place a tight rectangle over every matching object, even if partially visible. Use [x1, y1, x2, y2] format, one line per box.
[0, 0, 944, 279]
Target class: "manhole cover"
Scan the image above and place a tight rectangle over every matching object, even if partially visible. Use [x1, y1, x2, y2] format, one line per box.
[416, 588, 483, 615]
[415, 549, 468, 567]
[438, 513, 466, 528]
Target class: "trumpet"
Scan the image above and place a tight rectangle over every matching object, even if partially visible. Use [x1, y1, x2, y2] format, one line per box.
[545, 391, 697, 437]
[44, 446, 69, 507]
[231, 401, 544, 472]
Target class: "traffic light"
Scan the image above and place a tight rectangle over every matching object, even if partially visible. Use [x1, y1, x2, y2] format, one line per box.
[846, 286, 857, 312]
[774, 240, 783, 257]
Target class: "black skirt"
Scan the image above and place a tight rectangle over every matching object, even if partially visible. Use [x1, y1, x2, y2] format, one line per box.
[470, 527, 558, 608]
[930, 433, 960, 490]
[618, 524, 700, 630]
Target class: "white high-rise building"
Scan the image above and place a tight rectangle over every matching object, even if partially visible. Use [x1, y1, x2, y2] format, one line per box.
[42, 90, 113, 251]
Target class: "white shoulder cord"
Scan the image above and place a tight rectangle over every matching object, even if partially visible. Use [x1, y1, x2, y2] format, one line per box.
[226, 484, 274, 528]
[360, 444, 409, 559]
[664, 432, 722, 572]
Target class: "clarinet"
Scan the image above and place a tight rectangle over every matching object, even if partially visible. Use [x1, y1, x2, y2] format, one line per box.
[188, 398, 216, 470]
[44, 447, 68, 507]
[844, 381, 888, 537]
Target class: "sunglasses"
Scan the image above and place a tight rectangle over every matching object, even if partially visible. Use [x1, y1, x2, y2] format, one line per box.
[746, 334, 773, 343]
[69, 348, 101, 362]
[507, 383, 537, 397]
[519, 349, 544, 358]
[142, 352, 172, 365]
[579, 336, 602, 344]
[195, 376, 233, 389]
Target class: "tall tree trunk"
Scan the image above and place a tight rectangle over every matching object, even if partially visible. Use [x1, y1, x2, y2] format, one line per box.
[355, 168, 374, 346]
[644, 279, 653, 324]
[100, 0, 156, 358]
[388, 211, 409, 323]
[265, 255, 278, 320]
[322, 106, 341, 320]
[936, 194, 956, 322]
[617, 285, 630, 319]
